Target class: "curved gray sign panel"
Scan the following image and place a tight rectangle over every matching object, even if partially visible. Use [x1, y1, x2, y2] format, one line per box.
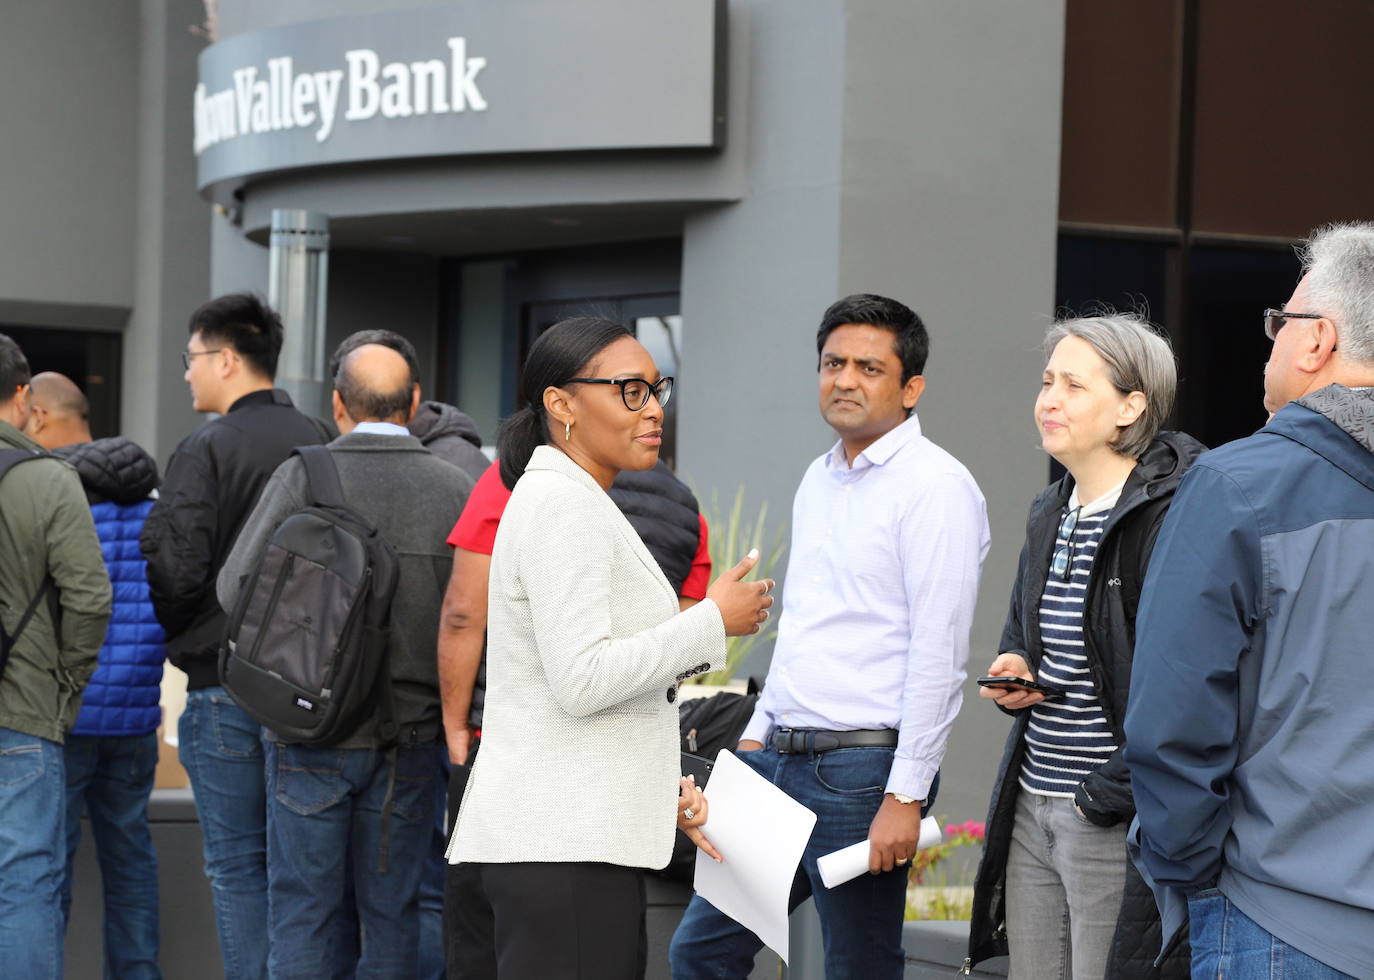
[194, 0, 725, 194]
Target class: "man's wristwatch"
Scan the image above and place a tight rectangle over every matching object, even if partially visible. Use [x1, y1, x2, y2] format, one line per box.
[891, 793, 919, 805]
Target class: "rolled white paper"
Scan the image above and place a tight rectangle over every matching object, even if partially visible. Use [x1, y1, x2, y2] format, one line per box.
[817, 815, 943, 889]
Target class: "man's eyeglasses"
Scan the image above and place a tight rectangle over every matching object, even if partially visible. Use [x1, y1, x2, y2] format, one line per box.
[1050, 506, 1081, 581]
[1263, 309, 1325, 342]
[181, 348, 224, 369]
[565, 376, 674, 411]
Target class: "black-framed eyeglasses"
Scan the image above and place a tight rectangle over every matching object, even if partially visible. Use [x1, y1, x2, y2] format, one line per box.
[1050, 506, 1081, 581]
[181, 348, 224, 369]
[1263, 308, 1325, 342]
[565, 376, 674, 411]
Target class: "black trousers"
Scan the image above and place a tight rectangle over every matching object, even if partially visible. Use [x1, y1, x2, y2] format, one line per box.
[444, 744, 647, 980]
[446, 860, 647, 980]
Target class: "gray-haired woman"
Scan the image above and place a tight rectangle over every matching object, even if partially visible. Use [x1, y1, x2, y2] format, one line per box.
[967, 314, 1202, 978]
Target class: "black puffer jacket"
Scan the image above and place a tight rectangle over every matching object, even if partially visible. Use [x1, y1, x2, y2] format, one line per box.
[609, 461, 702, 595]
[968, 432, 1204, 977]
[140, 389, 331, 689]
[56, 436, 159, 505]
[408, 400, 490, 484]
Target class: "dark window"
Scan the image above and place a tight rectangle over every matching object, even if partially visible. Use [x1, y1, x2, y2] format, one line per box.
[0, 326, 122, 439]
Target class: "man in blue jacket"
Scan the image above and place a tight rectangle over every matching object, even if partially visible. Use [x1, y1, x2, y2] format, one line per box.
[26, 372, 166, 980]
[1125, 221, 1374, 977]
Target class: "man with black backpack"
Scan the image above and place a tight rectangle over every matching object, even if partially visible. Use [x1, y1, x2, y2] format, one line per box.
[139, 293, 332, 980]
[0, 334, 112, 980]
[218, 340, 473, 978]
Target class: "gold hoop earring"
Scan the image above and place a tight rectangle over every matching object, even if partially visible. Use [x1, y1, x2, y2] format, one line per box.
[565, 421, 572, 441]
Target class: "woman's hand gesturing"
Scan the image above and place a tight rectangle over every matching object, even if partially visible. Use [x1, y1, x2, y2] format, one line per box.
[706, 549, 776, 637]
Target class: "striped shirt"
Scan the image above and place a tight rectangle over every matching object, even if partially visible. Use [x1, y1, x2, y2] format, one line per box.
[1019, 483, 1123, 798]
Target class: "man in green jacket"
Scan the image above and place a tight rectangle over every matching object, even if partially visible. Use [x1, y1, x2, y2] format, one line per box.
[0, 333, 111, 980]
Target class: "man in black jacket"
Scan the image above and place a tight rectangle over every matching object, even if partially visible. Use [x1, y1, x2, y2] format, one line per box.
[327, 328, 487, 979]
[139, 293, 329, 980]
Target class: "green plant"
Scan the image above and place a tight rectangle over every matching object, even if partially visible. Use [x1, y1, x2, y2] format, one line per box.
[905, 818, 985, 921]
[689, 487, 788, 684]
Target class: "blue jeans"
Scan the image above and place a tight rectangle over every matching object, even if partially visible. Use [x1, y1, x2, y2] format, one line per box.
[671, 745, 928, 980]
[1189, 890, 1356, 979]
[178, 687, 268, 980]
[417, 742, 449, 980]
[0, 727, 66, 979]
[264, 739, 441, 980]
[62, 732, 161, 980]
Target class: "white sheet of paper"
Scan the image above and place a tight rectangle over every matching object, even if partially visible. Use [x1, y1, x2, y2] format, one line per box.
[691, 750, 817, 964]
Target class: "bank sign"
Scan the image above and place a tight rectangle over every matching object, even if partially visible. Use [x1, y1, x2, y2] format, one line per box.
[194, 1, 725, 196]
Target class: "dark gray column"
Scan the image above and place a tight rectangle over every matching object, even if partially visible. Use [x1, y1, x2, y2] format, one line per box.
[123, 0, 212, 464]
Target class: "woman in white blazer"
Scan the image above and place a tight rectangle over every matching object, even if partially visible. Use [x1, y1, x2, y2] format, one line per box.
[446, 317, 774, 980]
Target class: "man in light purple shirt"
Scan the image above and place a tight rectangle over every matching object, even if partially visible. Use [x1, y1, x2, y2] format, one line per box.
[671, 294, 989, 979]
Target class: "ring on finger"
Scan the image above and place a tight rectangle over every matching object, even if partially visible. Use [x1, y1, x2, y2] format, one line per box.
[683, 807, 696, 821]
[895, 857, 909, 866]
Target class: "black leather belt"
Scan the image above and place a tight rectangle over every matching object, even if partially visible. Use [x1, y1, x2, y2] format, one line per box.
[770, 728, 899, 754]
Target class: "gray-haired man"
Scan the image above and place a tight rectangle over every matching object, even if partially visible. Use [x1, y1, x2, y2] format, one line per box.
[1126, 222, 1374, 976]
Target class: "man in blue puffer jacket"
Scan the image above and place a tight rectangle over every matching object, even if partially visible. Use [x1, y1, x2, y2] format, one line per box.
[26, 373, 165, 980]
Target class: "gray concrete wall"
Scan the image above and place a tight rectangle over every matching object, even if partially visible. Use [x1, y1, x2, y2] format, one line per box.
[0, 0, 210, 464]
[0, 2, 138, 320]
[209, 211, 271, 296]
[124, 0, 213, 465]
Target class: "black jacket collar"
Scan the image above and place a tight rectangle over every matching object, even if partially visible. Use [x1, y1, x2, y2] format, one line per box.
[226, 388, 294, 413]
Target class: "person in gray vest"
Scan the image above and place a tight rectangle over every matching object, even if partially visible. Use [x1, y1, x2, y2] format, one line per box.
[0, 334, 111, 980]
[328, 327, 488, 978]
[219, 342, 474, 979]
[328, 328, 489, 483]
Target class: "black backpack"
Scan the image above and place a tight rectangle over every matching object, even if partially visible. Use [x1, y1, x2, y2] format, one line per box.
[659, 680, 762, 882]
[220, 445, 400, 746]
[0, 449, 60, 681]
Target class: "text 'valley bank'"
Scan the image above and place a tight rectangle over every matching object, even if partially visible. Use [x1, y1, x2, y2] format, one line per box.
[194, 37, 487, 153]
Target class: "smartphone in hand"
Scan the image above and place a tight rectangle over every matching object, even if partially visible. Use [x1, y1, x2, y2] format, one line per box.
[976, 675, 1064, 700]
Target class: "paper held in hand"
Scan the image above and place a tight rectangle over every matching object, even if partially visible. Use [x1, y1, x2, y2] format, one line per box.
[692, 750, 817, 963]
[816, 816, 943, 889]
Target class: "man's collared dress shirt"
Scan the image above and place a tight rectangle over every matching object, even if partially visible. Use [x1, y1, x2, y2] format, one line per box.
[740, 413, 989, 801]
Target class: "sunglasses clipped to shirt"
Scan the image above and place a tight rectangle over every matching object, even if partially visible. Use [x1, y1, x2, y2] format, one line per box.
[1050, 506, 1081, 581]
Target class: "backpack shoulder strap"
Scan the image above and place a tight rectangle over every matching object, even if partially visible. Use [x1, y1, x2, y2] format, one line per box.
[293, 445, 346, 510]
[0, 449, 58, 658]
[0, 447, 47, 484]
